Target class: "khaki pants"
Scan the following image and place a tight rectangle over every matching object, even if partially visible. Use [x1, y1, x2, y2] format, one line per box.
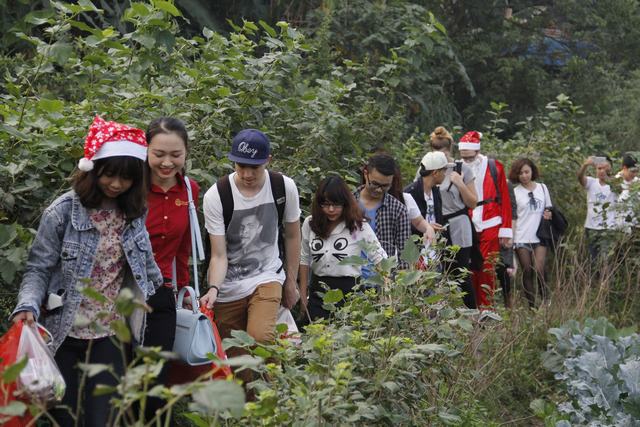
[214, 282, 281, 389]
[214, 281, 282, 347]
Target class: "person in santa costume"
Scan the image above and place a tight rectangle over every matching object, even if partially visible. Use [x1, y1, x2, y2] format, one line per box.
[458, 131, 513, 310]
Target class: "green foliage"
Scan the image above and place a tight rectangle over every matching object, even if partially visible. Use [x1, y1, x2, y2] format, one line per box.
[542, 317, 640, 425]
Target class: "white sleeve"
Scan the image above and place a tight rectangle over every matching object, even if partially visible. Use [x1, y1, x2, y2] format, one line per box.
[544, 184, 553, 207]
[300, 216, 312, 266]
[361, 222, 387, 263]
[585, 176, 595, 191]
[283, 175, 301, 223]
[203, 184, 226, 236]
[403, 192, 421, 220]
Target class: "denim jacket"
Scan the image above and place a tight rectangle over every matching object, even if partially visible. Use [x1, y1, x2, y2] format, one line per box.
[12, 191, 163, 353]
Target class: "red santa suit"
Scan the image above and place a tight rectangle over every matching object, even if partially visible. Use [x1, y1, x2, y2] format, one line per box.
[459, 132, 512, 309]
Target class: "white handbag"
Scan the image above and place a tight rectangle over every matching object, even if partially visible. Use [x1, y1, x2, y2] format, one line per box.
[171, 176, 216, 366]
[173, 286, 217, 365]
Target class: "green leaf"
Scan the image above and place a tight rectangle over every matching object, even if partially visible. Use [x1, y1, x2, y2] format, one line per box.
[216, 87, 231, 97]
[400, 236, 420, 264]
[110, 319, 132, 343]
[0, 401, 27, 417]
[24, 10, 54, 26]
[77, 363, 110, 378]
[154, 0, 182, 16]
[190, 380, 245, 417]
[338, 255, 367, 266]
[80, 287, 108, 304]
[222, 354, 262, 368]
[132, 32, 156, 49]
[253, 347, 272, 358]
[437, 410, 462, 425]
[0, 124, 30, 141]
[49, 42, 73, 65]
[155, 30, 175, 50]
[223, 330, 255, 350]
[0, 223, 18, 248]
[2, 356, 28, 383]
[37, 98, 64, 113]
[323, 289, 344, 304]
[259, 20, 277, 37]
[0, 260, 17, 284]
[130, 2, 151, 17]
[93, 385, 117, 396]
[181, 412, 210, 427]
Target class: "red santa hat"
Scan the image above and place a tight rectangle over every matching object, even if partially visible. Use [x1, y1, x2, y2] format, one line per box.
[458, 131, 483, 151]
[78, 116, 148, 172]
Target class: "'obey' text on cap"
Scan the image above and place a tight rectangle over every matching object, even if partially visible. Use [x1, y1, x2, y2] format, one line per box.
[228, 129, 271, 165]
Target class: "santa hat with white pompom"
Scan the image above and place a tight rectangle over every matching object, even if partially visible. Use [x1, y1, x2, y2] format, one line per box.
[77, 115, 148, 172]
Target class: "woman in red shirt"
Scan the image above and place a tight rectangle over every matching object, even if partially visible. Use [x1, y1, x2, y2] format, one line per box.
[144, 117, 199, 420]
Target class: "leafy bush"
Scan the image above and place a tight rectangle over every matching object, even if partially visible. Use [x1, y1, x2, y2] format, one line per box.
[542, 317, 640, 426]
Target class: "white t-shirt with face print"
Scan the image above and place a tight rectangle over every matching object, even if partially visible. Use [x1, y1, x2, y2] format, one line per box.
[300, 217, 387, 277]
[203, 170, 301, 302]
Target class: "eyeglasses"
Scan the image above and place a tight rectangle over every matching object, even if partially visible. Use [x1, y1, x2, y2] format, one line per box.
[367, 180, 392, 191]
[320, 203, 344, 209]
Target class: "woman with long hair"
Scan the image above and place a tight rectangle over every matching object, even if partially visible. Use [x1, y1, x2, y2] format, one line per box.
[11, 116, 162, 426]
[144, 117, 200, 418]
[299, 176, 386, 320]
[508, 158, 552, 307]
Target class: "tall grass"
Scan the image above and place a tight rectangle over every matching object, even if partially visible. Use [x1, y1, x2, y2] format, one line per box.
[469, 231, 640, 424]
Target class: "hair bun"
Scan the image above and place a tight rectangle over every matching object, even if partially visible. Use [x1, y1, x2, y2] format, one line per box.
[430, 126, 453, 144]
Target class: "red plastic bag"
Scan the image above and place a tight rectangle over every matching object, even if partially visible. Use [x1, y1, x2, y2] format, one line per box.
[166, 306, 231, 385]
[0, 322, 32, 427]
[200, 306, 232, 379]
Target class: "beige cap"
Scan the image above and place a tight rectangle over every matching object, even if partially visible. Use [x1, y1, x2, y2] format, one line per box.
[420, 151, 448, 171]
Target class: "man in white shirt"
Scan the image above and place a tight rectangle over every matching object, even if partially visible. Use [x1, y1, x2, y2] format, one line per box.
[201, 129, 301, 360]
[615, 153, 639, 233]
[577, 155, 617, 261]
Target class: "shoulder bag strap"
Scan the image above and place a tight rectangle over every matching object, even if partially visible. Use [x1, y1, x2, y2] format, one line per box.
[487, 158, 501, 203]
[216, 174, 234, 231]
[268, 170, 286, 225]
[184, 176, 204, 298]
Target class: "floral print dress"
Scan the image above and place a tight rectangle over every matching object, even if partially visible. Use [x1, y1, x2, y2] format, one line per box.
[68, 209, 126, 339]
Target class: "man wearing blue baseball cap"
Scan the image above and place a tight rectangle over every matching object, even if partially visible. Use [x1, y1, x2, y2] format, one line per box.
[201, 129, 301, 381]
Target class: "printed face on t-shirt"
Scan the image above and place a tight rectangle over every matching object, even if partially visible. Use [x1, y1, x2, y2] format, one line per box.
[239, 214, 263, 247]
[225, 204, 278, 282]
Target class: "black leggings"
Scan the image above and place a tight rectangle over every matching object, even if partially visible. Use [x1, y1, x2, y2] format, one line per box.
[142, 285, 176, 421]
[516, 245, 548, 307]
[52, 336, 125, 427]
[443, 246, 477, 309]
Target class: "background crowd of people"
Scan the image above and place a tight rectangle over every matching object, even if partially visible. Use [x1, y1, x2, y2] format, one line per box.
[9, 116, 638, 425]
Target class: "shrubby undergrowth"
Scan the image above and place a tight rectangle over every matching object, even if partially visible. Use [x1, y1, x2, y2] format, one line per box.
[2, 1, 640, 426]
[541, 318, 640, 426]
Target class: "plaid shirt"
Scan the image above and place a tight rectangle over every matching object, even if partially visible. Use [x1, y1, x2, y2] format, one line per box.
[355, 187, 411, 269]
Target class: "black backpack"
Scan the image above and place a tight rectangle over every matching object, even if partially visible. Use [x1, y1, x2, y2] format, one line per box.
[202, 171, 287, 281]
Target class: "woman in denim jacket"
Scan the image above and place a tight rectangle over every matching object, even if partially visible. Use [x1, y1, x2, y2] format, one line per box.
[11, 116, 163, 427]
